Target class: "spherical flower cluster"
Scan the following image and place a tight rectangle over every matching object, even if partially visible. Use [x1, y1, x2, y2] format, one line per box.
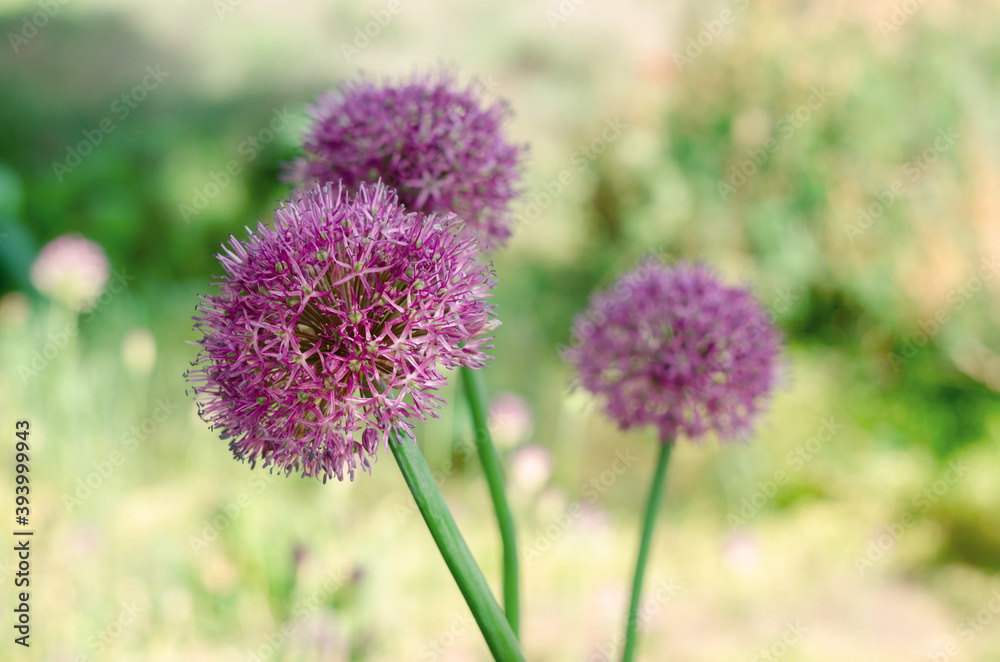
[30, 233, 110, 311]
[187, 182, 497, 482]
[288, 72, 525, 250]
[564, 259, 781, 442]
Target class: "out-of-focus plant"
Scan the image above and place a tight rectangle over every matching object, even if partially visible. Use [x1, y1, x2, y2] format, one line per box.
[565, 258, 783, 660]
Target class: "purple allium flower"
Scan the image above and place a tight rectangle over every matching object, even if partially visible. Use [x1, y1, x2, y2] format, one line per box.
[288, 72, 525, 250]
[187, 181, 497, 482]
[564, 259, 782, 442]
[30, 233, 110, 311]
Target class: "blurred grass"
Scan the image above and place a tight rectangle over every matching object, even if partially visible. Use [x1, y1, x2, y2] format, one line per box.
[1, 0, 1000, 660]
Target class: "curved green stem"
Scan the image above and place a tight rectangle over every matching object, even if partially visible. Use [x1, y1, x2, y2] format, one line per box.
[459, 366, 520, 637]
[621, 441, 673, 662]
[389, 430, 525, 662]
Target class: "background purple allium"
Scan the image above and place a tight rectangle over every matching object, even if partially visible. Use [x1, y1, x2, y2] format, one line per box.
[564, 259, 782, 442]
[288, 72, 525, 250]
[187, 181, 496, 482]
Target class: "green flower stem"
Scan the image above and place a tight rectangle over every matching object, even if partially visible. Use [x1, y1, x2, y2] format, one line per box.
[621, 440, 673, 662]
[389, 430, 525, 662]
[459, 365, 520, 637]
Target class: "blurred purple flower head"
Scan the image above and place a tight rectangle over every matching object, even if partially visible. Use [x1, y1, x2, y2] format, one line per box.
[30, 233, 110, 311]
[288, 71, 525, 250]
[187, 181, 497, 482]
[488, 391, 534, 449]
[564, 259, 781, 442]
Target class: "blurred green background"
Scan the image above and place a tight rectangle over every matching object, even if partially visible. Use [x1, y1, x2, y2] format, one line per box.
[2, 0, 1000, 660]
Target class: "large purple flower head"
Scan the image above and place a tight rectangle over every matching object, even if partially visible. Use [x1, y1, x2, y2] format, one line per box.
[564, 259, 782, 442]
[187, 181, 496, 482]
[288, 71, 525, 250]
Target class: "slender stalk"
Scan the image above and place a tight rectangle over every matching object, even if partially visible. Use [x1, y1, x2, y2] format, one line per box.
[621, 441, 673, 662]
[459, 365, 519, 637]
[389, 430, 525, 662]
